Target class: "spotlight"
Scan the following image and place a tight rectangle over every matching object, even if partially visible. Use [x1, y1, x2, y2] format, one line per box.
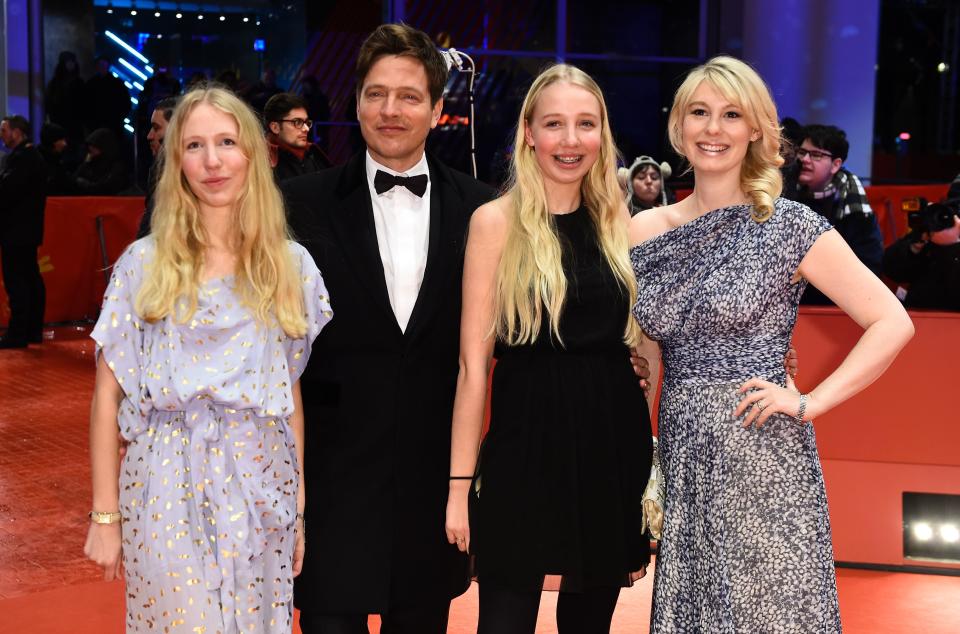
[938, 62, 949, 73]
[243, 16, 249, 23]
[154, 11, 160, 18]
[156, 33, 163, 39]
[904, 492, 960, 562]
[943, 524, 960, 543]
[220, 15, 226, 22]
[198, 14, 204, 20]
[176, 12, 182, 19]
[131, 9, 138, 15]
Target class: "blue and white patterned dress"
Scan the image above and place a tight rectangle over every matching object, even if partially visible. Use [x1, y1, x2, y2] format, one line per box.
[92, 238, 332, 634]
[630, 199, 842, 633]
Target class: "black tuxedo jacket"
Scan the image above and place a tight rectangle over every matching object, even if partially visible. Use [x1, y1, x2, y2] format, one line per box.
[283, 152, 495, 613]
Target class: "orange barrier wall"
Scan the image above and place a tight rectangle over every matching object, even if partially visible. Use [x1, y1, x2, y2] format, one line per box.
[676, 183, 951, 246]
[0, 197, 142, 326]
[794, 306, 960, 570]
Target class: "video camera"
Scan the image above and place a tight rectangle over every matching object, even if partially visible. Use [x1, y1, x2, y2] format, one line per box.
[902, 197, 960, 239]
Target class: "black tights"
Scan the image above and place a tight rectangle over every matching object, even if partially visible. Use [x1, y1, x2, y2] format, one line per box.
[477, 583, 621, 634]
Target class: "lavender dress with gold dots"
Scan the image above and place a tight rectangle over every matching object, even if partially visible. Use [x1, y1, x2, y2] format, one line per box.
[92, 238, 332, 634]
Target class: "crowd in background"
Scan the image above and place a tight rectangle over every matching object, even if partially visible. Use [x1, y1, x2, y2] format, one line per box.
[2, 48, 958, 314]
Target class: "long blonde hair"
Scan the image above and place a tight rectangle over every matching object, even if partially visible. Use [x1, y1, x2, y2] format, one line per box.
[494, 64, 640, 346]
[136, 85, 307, 338]
[668, 56, 784, 222]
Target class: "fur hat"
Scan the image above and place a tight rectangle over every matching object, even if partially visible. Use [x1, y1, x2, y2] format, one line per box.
[619, 156, 672, 207]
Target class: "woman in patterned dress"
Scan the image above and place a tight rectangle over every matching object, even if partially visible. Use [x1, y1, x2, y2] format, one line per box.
[629, 56, 914, 632]
[83, 86, 332, 633]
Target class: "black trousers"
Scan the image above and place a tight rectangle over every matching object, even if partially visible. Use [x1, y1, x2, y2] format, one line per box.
[298, 601, 450, 634]
[1, 244, 45, 343]
[477, 583, 621, 634]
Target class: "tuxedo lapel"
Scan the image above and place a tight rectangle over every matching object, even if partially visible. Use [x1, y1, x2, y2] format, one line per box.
[329, 154, 401, 335]
[404, 158, 465, 341]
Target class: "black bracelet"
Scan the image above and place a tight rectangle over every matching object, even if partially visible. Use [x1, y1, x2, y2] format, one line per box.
[449, 476, 473, 480]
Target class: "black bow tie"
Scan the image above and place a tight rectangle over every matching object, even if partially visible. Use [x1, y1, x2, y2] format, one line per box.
[374, 170, 428, 197]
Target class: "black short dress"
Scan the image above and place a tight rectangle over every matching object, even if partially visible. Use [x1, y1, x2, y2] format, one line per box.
[471, 204, 653, 592]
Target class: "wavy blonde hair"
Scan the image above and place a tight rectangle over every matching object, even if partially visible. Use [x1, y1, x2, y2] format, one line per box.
[668, 56, 784, 222]
[494, 64, 640, 346]
[136, 85, 307, 338]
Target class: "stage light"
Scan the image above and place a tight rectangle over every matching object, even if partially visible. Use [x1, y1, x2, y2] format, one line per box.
[898, 132, 911, 141]
[154, 11, 160, 18]
[176, 12, 182, 19]
[220, 15, 226, 22]
[124, 124, 135, 133]
[123, 80, 133, 89]
[130, 97, 139, 105]
[156, 34, 162, 39]
[938, 62, 949, 73]
[243, 16, 249, 23]
[198, 14, 204, 20]
[913, 522, 933, 541]
[118, 57, 148, 81]
[107, 7, 113, 14]
[105, 30, 150, 64]
[131, 9, 138, 16]
[124, 118, 130, 124]
[144, 65, 153, 74]
[133, 81, 144, 91]
[942, 524, 960, 543]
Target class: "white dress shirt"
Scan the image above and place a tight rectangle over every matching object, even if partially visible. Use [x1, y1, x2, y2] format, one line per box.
[365, 151, 431, 332]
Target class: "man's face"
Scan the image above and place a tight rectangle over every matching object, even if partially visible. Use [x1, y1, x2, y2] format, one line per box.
[797, 139, 842, 192]
[357, 55, 442, 172]
[0, 121, 23, 149]
[147, 109, 169, 157]
[272, 107, 310, 150]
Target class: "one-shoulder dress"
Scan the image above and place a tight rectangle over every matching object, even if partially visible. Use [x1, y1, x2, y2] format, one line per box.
[92, 238, 332, 634]
[630, 199, 841, 632]
[472, 204, 653, 592]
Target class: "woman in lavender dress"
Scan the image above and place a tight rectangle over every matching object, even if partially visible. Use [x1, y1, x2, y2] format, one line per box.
[629, 57, 913, 632]
[83, 86, 331, 633]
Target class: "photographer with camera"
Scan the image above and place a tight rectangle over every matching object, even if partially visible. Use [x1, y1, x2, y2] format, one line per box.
[883, 199, 960, 311]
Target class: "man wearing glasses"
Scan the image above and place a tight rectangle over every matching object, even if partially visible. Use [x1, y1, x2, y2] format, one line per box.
[790, 123, 884, 304]
[264, 92, 330, 183]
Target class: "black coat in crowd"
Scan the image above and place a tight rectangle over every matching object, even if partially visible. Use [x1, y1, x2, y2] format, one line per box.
[883, 238, 960, 311]
[73, 128, 128, 195]
[273, 144, 331, 184]
[282, 152, 494, 614]
[0, 140, 47, 346]
[0, 141, 47, 248]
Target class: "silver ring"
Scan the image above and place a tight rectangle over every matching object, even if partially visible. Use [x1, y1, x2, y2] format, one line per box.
[757, 401, 766, 411]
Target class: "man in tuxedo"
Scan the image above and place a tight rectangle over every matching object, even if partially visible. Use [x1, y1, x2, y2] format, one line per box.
[282, 24, 495, 633]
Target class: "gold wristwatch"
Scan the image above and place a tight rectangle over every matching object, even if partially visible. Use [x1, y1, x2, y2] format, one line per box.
[89, 511, 123, 524]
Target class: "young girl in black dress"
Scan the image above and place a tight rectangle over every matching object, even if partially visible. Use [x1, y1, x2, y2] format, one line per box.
[445, 64, 653, 633]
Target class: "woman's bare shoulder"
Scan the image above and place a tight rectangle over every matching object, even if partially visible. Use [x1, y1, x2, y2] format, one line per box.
[629, 204, 676, 246]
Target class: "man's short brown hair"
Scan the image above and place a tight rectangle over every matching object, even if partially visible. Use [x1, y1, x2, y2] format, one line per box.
[356, 23, 448, 105]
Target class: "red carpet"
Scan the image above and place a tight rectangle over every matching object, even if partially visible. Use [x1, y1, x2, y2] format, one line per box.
[1, 327, 958, 632]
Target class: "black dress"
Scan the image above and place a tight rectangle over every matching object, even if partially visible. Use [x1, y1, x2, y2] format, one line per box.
[472, 204, 653, 592]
